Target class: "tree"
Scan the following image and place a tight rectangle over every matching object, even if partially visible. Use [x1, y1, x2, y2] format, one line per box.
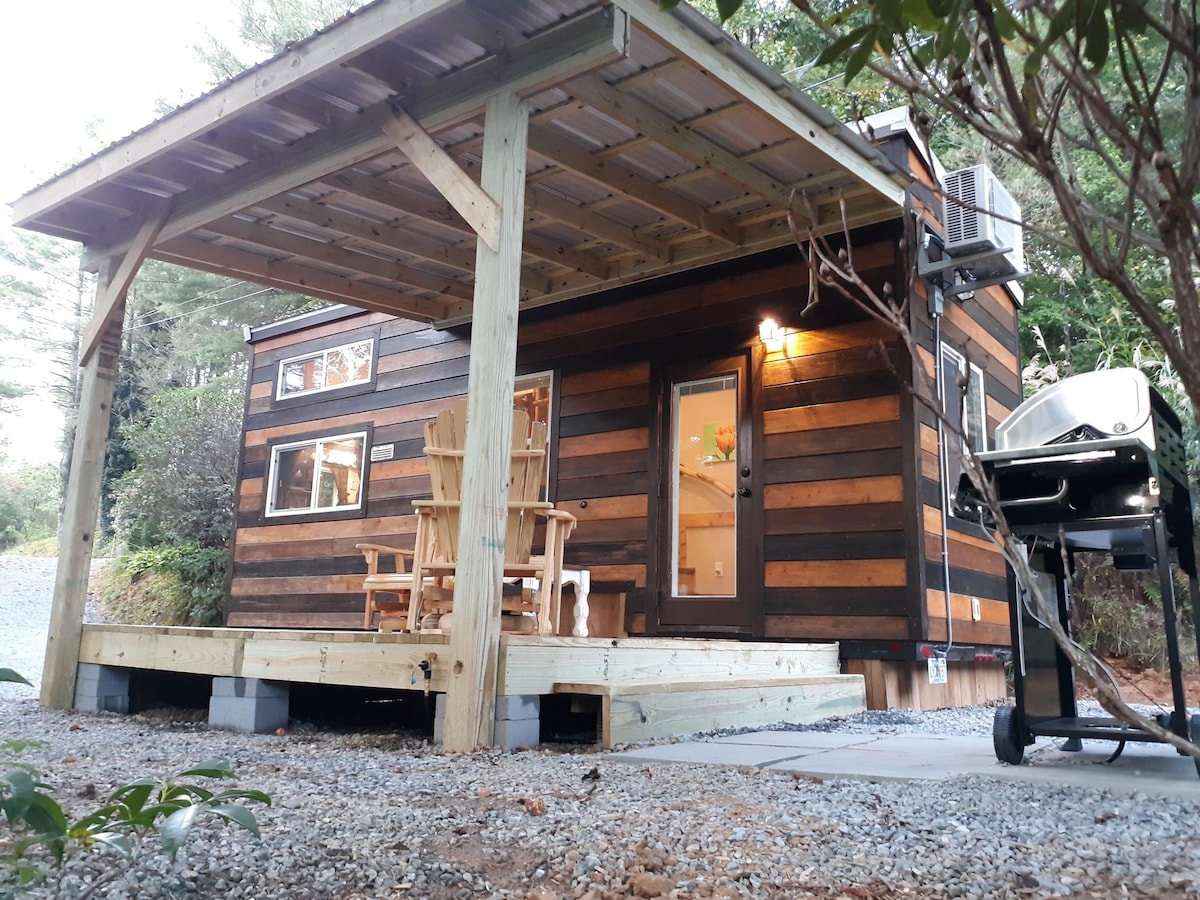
[683, 0, 1199, 757]
[110, 375, 246, 550]
[195, 0, 370, 80]
[717, 0, 1199, 425]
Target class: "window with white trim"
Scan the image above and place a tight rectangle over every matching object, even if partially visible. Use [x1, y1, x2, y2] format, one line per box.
[940, 345, 987, 454]
[276, 338, 373, 400]
[267, 432, 367, 517]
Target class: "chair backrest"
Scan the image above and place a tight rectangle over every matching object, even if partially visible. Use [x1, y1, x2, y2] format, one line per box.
[423, 401, 549, 564]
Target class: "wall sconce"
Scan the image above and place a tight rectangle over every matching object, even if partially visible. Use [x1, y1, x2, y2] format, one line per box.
[758, 317, 786, 352]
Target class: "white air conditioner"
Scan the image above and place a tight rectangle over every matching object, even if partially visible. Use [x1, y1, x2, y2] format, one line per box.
[942, 164, 1024, 281]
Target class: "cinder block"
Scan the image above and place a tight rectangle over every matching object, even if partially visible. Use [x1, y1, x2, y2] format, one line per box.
[74, 693, 131, 714]
[75, 663, 129, 694]
[432, 694, 542, 747]
[493, 717, 540, 749]
[211, 676, 289, 700]
[494, 694, 540, 721]
[74, 664, 130, 714]
[208, 678, 289, 733]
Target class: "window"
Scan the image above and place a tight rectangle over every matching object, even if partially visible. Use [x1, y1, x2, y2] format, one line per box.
[513, 371, 553, 498]
[276, 338, 374, 400]
[939, 345, 987, 453]
[267, 432, 367, 517]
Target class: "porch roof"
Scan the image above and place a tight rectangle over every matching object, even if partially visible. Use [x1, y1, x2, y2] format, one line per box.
[11, 0, 908, 328]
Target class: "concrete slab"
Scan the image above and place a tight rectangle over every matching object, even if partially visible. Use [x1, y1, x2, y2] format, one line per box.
[609, 731, 1200, 798]
[708, 731, 882, 751]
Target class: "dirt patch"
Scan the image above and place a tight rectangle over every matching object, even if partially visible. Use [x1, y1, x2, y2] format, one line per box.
[1079, 656, 1200, 706]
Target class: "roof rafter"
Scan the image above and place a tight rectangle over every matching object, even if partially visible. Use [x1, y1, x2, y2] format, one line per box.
[203, 216, 477, 300]
[155, 236, 449, 322]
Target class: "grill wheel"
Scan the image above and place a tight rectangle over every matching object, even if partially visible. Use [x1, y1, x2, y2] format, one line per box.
[993, 706, 1025, 765]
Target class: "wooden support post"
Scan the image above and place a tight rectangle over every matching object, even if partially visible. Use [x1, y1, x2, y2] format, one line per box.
[41, 263, 123, 709]
[42, 221, 158, 709]
[442, 91, 530, 752]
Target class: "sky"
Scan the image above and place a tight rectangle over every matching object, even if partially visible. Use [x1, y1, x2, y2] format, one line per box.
[0, 1, 249, 466]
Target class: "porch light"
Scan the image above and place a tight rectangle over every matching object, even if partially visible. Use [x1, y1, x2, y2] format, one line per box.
[758, 317, 785, 352]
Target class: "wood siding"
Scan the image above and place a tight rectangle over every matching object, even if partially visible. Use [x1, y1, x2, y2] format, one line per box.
[229, 234, 1018, 651]
[762, 315, 911, 641]
[909, 279, 1021, 647]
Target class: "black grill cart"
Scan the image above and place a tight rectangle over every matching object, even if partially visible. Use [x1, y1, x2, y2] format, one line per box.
[957, 369, 1200, 771]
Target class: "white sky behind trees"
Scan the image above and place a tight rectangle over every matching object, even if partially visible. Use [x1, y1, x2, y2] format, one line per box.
[0, 1, 253, 466]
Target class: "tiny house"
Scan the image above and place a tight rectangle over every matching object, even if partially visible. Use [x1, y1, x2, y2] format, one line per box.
[230, 110, 1021, 710]
[16, 0, 1021, 744]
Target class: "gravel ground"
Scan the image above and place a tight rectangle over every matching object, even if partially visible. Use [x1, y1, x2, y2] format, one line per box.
[3, 555, 1200, 899]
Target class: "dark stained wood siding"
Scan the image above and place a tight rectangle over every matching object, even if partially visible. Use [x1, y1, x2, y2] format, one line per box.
[909, 277, 1021, 647]
[231, 311, 467, 628]
[229, 232, 1018, 648]
[761, 314, 911, 641]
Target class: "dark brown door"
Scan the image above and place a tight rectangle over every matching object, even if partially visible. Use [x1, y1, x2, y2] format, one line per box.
[656, 353, 757, 631]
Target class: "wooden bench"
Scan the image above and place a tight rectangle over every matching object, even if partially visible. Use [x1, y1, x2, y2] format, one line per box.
[553, 673, 865, 748]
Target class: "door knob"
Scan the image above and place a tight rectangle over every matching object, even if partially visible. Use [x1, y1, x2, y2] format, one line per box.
[737, 486, 751, 497]
[740, 466, 751, 477]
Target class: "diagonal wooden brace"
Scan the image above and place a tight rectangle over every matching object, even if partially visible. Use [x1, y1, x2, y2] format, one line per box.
[78, 201, 173, 367]
[381, 103, 501, 251]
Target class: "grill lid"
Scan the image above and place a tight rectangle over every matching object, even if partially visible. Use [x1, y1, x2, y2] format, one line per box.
[995, 368, 1154, 453]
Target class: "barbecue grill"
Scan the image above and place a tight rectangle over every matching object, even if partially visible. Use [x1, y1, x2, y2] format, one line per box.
[955, 368, 1200, 771]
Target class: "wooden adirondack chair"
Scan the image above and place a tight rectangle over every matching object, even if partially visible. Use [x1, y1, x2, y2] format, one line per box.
[356, 540, 426, 630]
[407, 402, 576, 634]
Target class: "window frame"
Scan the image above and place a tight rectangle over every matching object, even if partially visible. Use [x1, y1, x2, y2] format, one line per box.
[264, 428, 371, 521]
[939, 344, 988, 454]
[941, 345, 989, 521]
[513, 370, 555, 500]
[272, 332, 379, 404]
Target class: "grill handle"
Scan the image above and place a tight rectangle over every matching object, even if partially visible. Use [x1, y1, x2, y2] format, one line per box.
[998, 478, 1069, 508]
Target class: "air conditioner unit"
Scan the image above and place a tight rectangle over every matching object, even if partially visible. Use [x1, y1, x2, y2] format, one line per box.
[942, 164, 1024, 281]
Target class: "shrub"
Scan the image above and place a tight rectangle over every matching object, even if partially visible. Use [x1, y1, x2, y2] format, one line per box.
[95, 545, 229, 627]
[1072, 555, 1197, 670]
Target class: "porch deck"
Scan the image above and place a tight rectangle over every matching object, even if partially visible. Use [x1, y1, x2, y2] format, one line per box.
[77, 625, 865, 745]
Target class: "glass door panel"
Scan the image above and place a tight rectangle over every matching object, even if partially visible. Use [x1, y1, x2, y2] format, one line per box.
[670, 374, 738, 598]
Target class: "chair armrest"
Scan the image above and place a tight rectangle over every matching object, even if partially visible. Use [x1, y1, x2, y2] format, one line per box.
[355, 543, 415, 557]
[543, 508, 578, 526]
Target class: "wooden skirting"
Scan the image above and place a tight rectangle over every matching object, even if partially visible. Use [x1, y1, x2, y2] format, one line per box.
[844, 658, 1007, 711]
[555, 674, 865, 747]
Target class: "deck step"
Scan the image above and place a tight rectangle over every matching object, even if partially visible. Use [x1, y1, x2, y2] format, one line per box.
[553, 674, 865, 748]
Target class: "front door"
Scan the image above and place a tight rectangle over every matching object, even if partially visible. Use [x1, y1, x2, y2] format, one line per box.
[656, 353, 757, 631]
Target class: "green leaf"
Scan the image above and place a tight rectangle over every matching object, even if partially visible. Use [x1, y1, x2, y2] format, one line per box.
[208, 803, 261, 838]
[1112, 0, 1150, 33]
[85, 830, 134, 858]
[159, 804, 200, 859]
[0, 668, 32, 685]
[108, 781, 155, 817]
[844, 26, 879, 84]
[657, 0, 683, 10]
[715, 0, 741, 22]
[177, 759, 236, 780]
[212, 788, 272, 806]
[22, 792, 69, 839]
[874, 0, 903, 30]
[902, 0, 944, 32]
[992, 2, 1020, 41]
[1082, 2, 1110, 69]
[815, 25, 872, 69]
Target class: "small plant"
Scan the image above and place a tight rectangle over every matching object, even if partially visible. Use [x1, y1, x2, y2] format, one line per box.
[2, 670, 269, 894]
